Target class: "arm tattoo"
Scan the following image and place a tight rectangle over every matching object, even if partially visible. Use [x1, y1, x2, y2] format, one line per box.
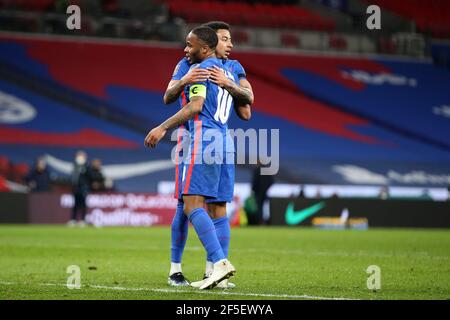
[224, 81, 254, 105]
[160, 98, 202, 130]
[164, 81, 185, 104]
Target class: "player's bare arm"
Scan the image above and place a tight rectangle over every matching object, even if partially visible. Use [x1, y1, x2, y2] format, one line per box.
[234, 78, 253, 121]
[163, 68, 210, 104]
[144, 96, 205, 148]
[208, 65, 254, 105]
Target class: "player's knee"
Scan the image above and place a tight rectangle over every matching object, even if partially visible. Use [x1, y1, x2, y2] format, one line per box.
[183, 201, 202, 216]
[183, 205, 193, 216]
[211, 211, 227, 219]
[182, 196, 206, 216]
[208, 202, 227, 219]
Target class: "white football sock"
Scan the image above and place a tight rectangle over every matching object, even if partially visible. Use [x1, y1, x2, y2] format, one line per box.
[170, 262, 182, 276]
[205, 260, 214, 275]
[213, 259, 227, 268]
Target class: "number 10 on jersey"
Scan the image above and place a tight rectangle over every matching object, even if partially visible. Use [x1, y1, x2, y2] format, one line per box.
[214, 70, 235, 124]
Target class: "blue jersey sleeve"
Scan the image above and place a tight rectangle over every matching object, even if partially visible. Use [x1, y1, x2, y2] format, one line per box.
[233, 60, 247, 79]
[189, 62, 209, 87]
[187, 63, 209, 99]
[171, 58, 190, 81]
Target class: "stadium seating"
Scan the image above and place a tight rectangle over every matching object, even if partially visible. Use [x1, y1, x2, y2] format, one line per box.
[0, 176, 10, 191]
[328, 35, 347, 51]
[0, 76, 174, 191]
[10, 163, 29, 183]
[257, 53, 450, 150]
[372, 0, 450, 38]
[164, 0, 335, 31]
[0, 155, 29, 184]
[0, 156, 10, 178]
[0, 0, 54, 11]
[0, 33, 449, 191]
[281, 33, 300, 48]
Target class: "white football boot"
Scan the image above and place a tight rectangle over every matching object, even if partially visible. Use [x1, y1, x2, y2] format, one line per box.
[191, 271, 236, 289]
[199, 259, 235, 290]
[216, 278, 236, 289]
[190, 271, 212, 288]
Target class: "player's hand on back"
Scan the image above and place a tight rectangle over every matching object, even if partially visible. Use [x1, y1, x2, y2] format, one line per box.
[208, 66, 231, 88]
[181, 67, 210, 86]
[144, 126, 167, 148]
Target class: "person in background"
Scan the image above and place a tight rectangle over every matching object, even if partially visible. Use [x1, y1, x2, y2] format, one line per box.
[251, 161, 274, 225]
[90, 158, 106, 192]
[379, 186, 390, 200]
[26, 157, 51, 192]
[68, 151, 91, 227]
[314, 189, 322, 199]
[297, 186, 306, 199]
[420, 189, 433, 200]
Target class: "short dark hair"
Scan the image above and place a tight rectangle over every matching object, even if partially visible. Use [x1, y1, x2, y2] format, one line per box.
[202, 21, 230, 32]
[191, 26, 218, 50]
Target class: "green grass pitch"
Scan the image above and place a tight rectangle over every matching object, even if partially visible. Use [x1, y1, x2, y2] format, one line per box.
[0, 225, 449, 300]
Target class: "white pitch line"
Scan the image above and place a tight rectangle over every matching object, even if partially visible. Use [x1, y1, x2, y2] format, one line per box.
[150, 288, 356, 300]
[0, 281, 356, 300]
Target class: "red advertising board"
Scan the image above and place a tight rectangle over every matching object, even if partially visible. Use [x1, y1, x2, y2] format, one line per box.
[29, 192, 178, 226]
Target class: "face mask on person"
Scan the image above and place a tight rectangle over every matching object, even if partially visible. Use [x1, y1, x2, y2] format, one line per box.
[75, 155, 86, 165]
